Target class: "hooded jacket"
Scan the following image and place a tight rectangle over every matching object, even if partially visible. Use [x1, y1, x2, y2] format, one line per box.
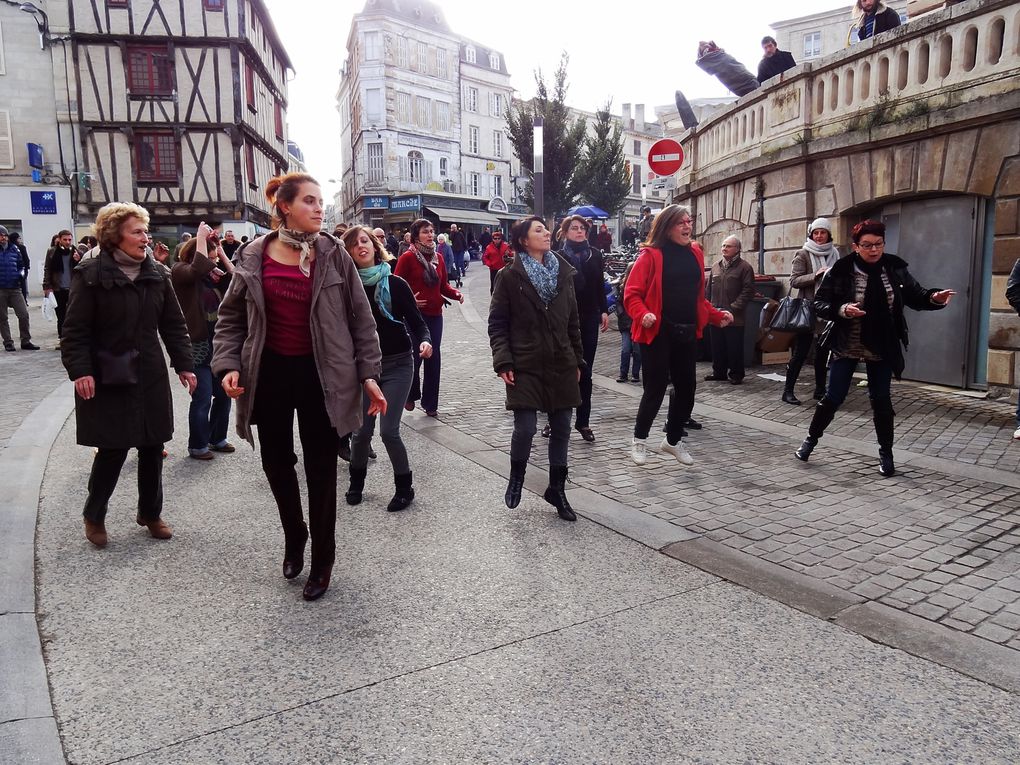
[488, 252, 584, 413]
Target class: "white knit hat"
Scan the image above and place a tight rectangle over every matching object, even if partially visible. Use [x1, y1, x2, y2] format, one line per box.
[808, 218, 832, 236]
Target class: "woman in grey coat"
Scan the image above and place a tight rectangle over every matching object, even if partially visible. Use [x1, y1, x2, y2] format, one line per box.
[782, 218, 840, 405]
[213, 173, 384, 602]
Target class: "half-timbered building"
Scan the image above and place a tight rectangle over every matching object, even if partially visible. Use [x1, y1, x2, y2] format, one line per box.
[67, 0, 292, 237]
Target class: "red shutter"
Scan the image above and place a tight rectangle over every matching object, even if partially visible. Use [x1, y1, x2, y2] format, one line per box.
[245, 65, 256, 111]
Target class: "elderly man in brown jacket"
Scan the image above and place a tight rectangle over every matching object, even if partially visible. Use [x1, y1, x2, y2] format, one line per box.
[705, 235, 756, 384]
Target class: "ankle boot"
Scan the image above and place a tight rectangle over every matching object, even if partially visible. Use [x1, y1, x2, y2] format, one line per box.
[387, 472, 415, 512]
[782, 388, 802, 405]
[283, 523, 309, 580]
[84, 518, 108, 548]
[136, 515, 173, 539]
[796, 400, 837, 462]
[302, 566, 332, 601]
[345, 466, 367, 505]
[505, 460, 527, 509]
[872, 397, 896, 477]
[542, 465, 576, 521]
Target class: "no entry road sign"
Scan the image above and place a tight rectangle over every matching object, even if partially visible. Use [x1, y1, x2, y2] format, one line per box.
[647, 139, 685, 176]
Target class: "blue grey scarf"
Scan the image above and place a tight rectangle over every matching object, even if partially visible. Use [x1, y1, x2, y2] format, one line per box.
[520, 251, 559, 305]
[358, 262, 395, 322]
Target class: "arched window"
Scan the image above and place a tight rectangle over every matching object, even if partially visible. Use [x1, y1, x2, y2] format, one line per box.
[408, 151, 424, 183]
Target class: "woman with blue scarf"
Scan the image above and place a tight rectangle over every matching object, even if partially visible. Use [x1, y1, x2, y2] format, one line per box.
[342, 227, 432, 511]
[489, 216, 585, 522]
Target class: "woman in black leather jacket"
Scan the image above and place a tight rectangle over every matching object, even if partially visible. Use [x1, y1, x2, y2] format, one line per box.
[794, 220, 954, 476]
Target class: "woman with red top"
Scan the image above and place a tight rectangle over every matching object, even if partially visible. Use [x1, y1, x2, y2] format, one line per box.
[213, 173, 385, 602]
[623, 204, 733, 467]
[394, 218, 463, 417]
[482, 230, 512, 293]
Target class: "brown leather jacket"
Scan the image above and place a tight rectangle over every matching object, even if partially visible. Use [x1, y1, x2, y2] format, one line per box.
[707, 255, 755, 327]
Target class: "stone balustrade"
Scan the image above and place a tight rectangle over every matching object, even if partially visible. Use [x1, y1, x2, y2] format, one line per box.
[675, 0, 1020, 185]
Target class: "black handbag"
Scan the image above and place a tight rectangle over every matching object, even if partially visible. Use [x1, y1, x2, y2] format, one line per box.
[769, 296, 815, 334]
[667, 321, 697, 343]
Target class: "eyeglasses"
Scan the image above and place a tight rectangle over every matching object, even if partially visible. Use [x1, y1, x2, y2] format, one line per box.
[857, 241, 884, 250]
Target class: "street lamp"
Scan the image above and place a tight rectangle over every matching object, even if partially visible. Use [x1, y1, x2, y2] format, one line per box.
[532, 115, 543, 219]
[16, 1, 49, 49]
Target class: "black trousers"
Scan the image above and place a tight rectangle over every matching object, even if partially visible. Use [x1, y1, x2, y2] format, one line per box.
[634, 326, 698, 443]
[54, 288, 70, 338]
[253, 351, 340, 573]
[83, 445, 164, 523]
[709, 324, 745, 381]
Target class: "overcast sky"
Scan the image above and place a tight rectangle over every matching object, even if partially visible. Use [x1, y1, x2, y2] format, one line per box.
[264, 0, 842, 199]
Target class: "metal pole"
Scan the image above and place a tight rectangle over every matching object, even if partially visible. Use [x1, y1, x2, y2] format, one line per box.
[532, 116, 544, 219]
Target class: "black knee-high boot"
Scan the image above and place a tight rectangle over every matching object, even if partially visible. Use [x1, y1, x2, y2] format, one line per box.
[872, 397, 896, 477]
[795, 400, 837, 461]
[783, 357, 804, 405]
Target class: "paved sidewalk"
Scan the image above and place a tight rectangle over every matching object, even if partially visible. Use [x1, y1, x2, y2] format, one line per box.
[440, 270, 1020, 654]
[30, 385, 1020, 763]
[0, 305, 64, 448]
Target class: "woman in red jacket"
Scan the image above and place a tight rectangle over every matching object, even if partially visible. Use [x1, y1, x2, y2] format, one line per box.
[623, 205, 733, 467]
[482, 230, 512, 293]
[394, 218, 463, 416]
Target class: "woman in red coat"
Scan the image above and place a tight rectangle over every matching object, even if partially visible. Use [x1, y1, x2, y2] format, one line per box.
[394, 218, 463, 416]
[623, 205, 733, 467]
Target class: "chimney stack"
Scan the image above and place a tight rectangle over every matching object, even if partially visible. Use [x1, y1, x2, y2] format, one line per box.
[622, 103, 633, 129]
[635, 104, 646, 132]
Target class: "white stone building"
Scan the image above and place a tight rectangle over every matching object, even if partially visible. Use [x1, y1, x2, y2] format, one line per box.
[338, 0, 513, 236]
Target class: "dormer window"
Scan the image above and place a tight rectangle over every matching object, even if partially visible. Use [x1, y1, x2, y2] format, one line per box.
[465, 45, 476, 64]
[489, 52, 500, 70]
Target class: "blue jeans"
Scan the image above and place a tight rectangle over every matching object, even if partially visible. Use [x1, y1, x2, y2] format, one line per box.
[510, 408, 572, 467]
[409, 314, 443, 413]
[188, 364, 232, 454]
[453, 250, 467, 277]
[823, 357, 892, 409]
[619, 330, 642, 378]
[351, 352, 414, 473]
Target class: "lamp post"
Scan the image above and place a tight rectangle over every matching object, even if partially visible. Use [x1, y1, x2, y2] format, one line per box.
[532, 115, 543, 219]
[16, 1, 49, 49]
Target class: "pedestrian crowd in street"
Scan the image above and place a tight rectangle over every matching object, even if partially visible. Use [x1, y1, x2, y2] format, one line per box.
[3, 156, 1014, 604]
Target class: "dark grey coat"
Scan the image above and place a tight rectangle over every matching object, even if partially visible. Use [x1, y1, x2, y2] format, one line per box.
[61, 252, 193, 448]
[488, 253, 584, 413]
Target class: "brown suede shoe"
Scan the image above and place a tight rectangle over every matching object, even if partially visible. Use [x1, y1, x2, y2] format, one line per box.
[84, 519, 108, 548]
[136, 515, 173, 539]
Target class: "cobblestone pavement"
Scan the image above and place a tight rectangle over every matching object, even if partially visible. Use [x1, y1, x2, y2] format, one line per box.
[440, 268, 1020, 653]
[0, 301, 65, 449]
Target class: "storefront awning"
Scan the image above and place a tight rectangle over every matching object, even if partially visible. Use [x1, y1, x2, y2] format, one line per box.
[424, 206, 501, 227]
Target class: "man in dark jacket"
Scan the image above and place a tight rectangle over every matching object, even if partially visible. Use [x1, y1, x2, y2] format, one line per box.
[449, 224, 468, 278]
[1007, 259, 1020, 440]
[42, 229, 81, 344]
[705, 235, 756, 384]
[0, 226, 38, 351]
[9, 232, 29, 302]
[757, 36, 797, 83]
[855, 0, 902, 40]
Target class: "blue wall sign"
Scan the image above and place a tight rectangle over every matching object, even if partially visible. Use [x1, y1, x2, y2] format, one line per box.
[27, 143, 45, 169]
[390, 195, 421, 212]
[363, 196, 389, 209]
[30, 191, 57, 214]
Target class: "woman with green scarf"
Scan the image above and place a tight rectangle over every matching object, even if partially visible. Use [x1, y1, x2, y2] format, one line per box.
[342, 226, 432, 511]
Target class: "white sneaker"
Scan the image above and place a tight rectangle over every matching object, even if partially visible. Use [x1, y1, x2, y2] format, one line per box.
[631, 437, 648, 465]
[1013, 426, 1020, 440]
[661, 436, 694, 466]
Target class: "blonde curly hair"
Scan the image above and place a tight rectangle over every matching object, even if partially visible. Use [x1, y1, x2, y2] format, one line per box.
[93, 202, 151, 251]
